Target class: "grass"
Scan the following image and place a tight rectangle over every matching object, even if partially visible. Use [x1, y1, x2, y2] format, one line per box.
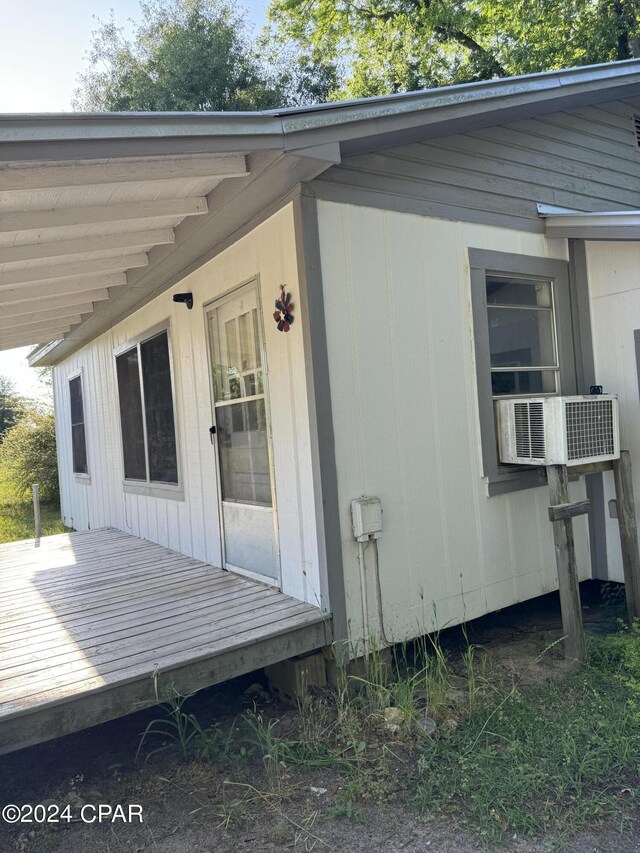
[136, 618, 640, 846]
[0, 461, 68, 543]
[415, 627, 640, 842]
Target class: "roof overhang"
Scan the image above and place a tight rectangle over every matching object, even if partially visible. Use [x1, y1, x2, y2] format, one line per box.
[2, 58, 640, 365]
[539, 204, 640, 239]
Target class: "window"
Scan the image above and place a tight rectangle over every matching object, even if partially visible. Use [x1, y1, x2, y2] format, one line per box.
[469, 249, 577, 495]
[69, 374, 87, 475]
[115, 328, 178, 486]
[486, 276, 558, 396]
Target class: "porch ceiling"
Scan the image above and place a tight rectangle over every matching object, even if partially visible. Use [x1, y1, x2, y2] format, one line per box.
[0, 153, 249, 352]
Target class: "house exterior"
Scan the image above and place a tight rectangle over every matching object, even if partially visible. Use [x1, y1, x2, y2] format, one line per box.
[3, 59, 640, 655]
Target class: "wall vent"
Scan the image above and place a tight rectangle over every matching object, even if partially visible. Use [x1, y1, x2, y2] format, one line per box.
[513, 401, 545, 460]
[633, 114, 640, 147]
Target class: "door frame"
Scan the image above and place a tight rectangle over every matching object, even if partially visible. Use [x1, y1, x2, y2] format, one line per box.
[203, 275, 281, 588]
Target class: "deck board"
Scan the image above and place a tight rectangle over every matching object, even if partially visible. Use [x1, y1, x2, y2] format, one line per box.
[0, 528, 330, 754]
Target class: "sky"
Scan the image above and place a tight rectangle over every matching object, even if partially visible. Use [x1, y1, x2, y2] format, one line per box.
[0, 0, 269, 398]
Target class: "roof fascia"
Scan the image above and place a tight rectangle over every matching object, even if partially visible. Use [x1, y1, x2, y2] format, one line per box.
[3, 61, 640, 163]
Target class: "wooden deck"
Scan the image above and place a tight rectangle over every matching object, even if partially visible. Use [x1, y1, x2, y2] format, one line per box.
[0, 528, 330, 754]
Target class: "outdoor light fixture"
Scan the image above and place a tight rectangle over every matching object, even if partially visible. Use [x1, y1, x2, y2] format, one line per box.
[172, 292, 193, 310]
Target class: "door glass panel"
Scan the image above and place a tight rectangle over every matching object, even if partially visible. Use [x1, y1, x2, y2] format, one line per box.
[213, 309, 263, 401]
[209, 287, 272, 508]
[217, 400, 272, 505]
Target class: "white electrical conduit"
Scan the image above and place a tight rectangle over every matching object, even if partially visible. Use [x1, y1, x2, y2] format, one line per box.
[357, 540, 370, 657]
[358, 538, 392, 656]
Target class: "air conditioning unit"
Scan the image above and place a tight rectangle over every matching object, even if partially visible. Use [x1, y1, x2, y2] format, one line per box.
[496, 395, 619, 466]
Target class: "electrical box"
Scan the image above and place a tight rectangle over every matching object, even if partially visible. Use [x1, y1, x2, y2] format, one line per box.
[351, 496, 383, 542]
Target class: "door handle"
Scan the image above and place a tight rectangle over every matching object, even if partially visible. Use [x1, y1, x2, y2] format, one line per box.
[209, 425, 216, 444]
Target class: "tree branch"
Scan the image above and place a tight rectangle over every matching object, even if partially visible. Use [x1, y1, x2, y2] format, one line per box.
[435, 25, 508, 77]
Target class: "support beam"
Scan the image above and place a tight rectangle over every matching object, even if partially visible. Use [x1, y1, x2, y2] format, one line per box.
[0, 328, 71, 349]
[0, 228, 175, 266]
[0, 310, 84, 331]
[0, 275, 125, 304]
[548, 500, 590, 522]
[0, 256, 147, 290]
[547, 464, 586, 665]
[2, 293, 107, 319]
[0, 154, 248, 191]
[612, 450, 640, 623]
[0, 197, 208, 234]
[1, 319, 75, 338]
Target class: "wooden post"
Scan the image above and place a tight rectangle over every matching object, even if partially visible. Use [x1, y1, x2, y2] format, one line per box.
[32, 483, 41, 540]
[547, 465, 586, 664]
[612, 450, 640, 624]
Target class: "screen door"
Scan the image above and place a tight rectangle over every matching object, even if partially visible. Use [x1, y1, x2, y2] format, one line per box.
[207, 282, 279, 582]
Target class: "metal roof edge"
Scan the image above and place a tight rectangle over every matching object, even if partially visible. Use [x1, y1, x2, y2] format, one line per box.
[1, 59, 640, 148]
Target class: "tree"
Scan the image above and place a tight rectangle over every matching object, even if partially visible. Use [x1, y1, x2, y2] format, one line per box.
[0, 409, 59, 502]
[73, 0, 336, 111]
[0, 376, 25, 439]
[267, 0, 640, 99]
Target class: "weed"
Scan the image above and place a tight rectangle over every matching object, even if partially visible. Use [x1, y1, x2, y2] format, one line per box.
[415, 630, 640, 842]
[327, 799, 363, 822]
[601, 581, 626, 609]
[242, 708, 351, 779]
[137, 683, 210, 761]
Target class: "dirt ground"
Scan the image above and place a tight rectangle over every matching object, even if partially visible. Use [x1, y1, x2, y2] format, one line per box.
[1, 583, 638, 853]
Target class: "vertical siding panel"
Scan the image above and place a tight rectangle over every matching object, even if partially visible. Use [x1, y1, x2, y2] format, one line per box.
[52, 204, 323, 606]
[317, 200, 592, 644]
[424, 218, 482, 606]
[587, 242, 640, 582]
[384, 213, 442, 637]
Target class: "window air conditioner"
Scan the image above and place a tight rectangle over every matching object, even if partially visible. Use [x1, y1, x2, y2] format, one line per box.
[496, 395, 620, 466]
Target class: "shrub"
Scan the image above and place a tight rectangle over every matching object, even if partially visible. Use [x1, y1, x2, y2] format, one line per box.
[0, 408, 59, 502]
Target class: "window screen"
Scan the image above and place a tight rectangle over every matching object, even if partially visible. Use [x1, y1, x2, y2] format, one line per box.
[116, 330, 178, 484]
[141, 333, 178, 484]
[486, 276, 558, 397]
[116, 347, 146, 481]
[69, 375, 87, 475]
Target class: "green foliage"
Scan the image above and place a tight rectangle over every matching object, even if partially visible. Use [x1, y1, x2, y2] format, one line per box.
[137, 684, 228, 760]
[73, 0, 336, 111]
[268, 0, 640, 98]
[0, 408, 59, 502]
[0, 460, 67, 543]
[0, 375, 26, 439]
[415, 630, 640, 842]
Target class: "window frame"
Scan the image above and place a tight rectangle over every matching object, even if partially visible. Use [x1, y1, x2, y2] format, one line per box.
[68, 368, 89, 481]
[113, 321, 184, 501]
[469, 249, 577, 496]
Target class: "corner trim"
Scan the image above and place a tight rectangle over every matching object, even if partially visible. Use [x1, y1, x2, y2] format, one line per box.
[292, 192, 348, 651]
[569, 238, 608, 580]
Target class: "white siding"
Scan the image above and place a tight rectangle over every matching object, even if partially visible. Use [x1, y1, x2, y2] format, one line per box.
[586, 241, 640, 583]
[53, 204, 324, 608]
[316, 200, 590, 644]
